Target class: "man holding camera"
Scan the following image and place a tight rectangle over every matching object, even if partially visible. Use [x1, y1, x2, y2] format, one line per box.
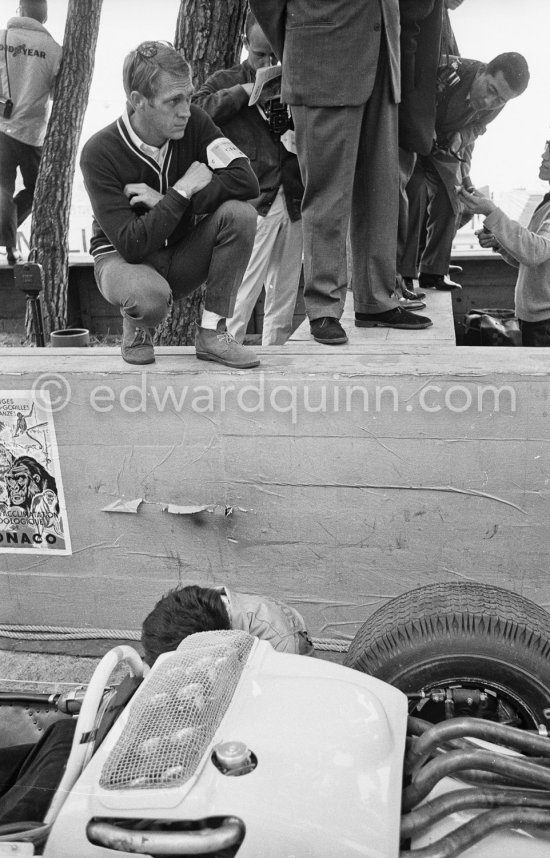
[0, 0, 62, 266]
[193, 12, 304, 346]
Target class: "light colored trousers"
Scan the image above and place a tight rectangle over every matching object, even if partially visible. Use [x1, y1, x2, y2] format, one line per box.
[227, 188, 303, 346]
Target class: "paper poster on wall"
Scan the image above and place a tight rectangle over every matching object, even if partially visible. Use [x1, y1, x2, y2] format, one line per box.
[0, 390, 71, 554]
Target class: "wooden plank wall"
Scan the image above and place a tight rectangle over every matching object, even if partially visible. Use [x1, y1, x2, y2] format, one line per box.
[1, 345, 549, 644]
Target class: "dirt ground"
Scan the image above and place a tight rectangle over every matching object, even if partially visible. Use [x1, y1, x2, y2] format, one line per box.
[0, 332, 26, 347]
[0, 332, 122, 347]
[0, 651, 103, 693]
[0, 645, 343, 694]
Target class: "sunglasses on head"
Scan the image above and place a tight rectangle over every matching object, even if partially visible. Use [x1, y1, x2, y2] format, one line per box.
[135, 40, 174, 59]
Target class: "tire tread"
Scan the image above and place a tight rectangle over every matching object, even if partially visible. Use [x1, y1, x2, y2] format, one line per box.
[345, 583, 550, 676]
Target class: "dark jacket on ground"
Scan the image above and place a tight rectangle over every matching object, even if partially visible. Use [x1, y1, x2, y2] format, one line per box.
[193, 60, 303, 222]
[80, 104, 260, 263]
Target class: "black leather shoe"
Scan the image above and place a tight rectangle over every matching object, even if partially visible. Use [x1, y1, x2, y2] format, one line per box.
[310, 316, 348, 344]
[419, 273, 461, 291]
[355, 307, 432, 329]
[401, 277, 426, 300]
[398, 296, 426, 311]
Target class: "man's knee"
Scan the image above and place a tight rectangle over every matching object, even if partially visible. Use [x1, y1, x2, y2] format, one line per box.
[96, 254, 172, 327]
[122, 285, 171, 327]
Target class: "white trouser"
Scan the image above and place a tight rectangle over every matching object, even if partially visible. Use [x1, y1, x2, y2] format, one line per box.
[227, 187, 303, 345]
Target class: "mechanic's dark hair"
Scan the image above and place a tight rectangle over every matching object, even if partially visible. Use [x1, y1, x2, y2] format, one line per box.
[486, 52, 529, 95]
[141, 585, 231, 666]
[19, 0, 48, 23]
[243, 10, 258, 41]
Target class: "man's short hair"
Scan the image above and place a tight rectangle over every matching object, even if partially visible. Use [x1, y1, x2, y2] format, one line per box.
[486, 52, 530, 95]
[123, 41, 191, 100]
[19, 0, 48, 23]
[141, 585, 231, 666]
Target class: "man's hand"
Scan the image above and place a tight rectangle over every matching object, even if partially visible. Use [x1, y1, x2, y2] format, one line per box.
[124, 183, 164, 209]
[475, 228, 501, 251]
[458, 186, 497, 217]
[173, 161, 213, 198]
[241, 82, 254, 97]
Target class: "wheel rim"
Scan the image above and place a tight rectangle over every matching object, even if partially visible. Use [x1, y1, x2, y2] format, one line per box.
[407, 673, 543, 730]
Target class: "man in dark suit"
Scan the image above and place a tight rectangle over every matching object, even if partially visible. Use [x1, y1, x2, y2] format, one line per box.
[397, 0, 444, 303]
[249, 0, 432, 344]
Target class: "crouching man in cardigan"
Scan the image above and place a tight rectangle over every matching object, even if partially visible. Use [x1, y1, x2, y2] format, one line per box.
[80, 41, 261, 369]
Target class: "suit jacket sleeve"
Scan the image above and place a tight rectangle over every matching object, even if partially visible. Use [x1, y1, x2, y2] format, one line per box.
[248, 0, 287, 60]
[398, 0, 443, 154]
[399, 0, 439, 94]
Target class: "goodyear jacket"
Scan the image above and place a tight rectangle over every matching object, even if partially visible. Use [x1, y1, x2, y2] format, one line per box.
[0, 16, 62, 146]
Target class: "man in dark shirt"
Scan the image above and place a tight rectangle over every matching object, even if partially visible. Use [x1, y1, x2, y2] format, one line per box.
[80, 41, 261, 368]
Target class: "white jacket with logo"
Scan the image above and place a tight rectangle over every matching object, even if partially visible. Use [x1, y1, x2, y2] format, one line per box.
[0, 16, 62, 146]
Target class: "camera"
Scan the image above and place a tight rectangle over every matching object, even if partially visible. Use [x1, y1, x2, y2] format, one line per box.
[13, 262, 46, 347]
[263, 97, 293, 136]
[13, 262, 44, 295]
[0, 96, 13, 119]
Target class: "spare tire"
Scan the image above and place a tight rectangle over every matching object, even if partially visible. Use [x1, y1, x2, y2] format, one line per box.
[344, 583, 550, 730]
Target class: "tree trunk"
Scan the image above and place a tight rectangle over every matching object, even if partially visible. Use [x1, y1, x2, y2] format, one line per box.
[154, 0, 248, 346]
[28, 0, 103, 337]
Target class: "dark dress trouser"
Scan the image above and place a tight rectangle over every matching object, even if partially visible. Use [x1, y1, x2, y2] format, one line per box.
[418, 153, 458, 277]
[0, 131, 41, 249]
[292, 39, 399, 319]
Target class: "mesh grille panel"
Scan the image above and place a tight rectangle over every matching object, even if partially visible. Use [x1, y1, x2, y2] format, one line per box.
[99, 630, 255, 791]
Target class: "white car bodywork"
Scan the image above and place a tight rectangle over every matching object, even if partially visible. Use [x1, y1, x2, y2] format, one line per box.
[40, 630, 550, 858]
[45, 631, 407, 858]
